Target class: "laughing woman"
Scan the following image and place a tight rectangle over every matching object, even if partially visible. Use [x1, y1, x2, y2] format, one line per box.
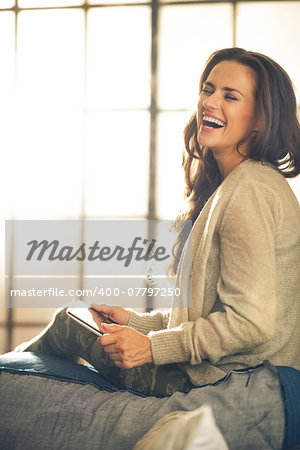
[15, 48, 300, 397]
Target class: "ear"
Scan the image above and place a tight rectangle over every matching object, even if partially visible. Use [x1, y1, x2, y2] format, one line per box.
[250, 128, 258, 137]
[252, 115, 259, 132]
[251, 122, 259, 134]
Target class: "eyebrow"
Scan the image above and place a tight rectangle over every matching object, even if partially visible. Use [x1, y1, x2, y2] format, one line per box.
[203, 81, 244, 97]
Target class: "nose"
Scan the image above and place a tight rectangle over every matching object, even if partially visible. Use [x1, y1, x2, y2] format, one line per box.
[202, 92, 220, 111]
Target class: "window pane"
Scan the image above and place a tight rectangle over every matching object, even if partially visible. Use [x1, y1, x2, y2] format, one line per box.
[0, 12, 15, 219]
[17, 9, 85, 110]
[18, 0, 84, 7]
[12, 111, 84, 218]
[0, 328, 7, 354]
[0, 13, 15, 347]
[237, 1, 300, 103]
[87, 7, 151, 109]
[157, 111, 191, 219]
[88, 0, 149, 4]
[159, 0, 226, 3]
[0, 0, 15, 8]
[0, 12, 15, 121]
[1, 218, 9, 347]
[158, 4, 233, 110]
[14, 9, 85, 218]
[85, 111, 150, 217]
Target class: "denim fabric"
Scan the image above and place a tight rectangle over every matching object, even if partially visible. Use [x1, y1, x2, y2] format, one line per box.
[0, 351, 120, 392]
[276, 366, 300, 448]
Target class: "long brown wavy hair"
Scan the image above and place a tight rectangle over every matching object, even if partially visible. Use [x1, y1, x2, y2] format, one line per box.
[170, 47, 300, 275]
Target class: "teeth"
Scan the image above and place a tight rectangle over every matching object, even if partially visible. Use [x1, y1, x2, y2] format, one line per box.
[203, 115, 226, 127]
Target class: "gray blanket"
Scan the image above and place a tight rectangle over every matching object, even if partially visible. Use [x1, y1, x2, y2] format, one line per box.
[0, 362, 284, 450]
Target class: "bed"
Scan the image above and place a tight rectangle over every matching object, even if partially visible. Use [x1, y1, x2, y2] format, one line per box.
[0, 352, 299, 450]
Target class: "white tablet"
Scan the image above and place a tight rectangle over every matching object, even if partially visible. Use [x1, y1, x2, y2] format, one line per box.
[66, 299, 103, 336]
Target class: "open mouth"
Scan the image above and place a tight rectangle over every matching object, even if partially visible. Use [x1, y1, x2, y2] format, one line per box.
[202, 115, 226, 129]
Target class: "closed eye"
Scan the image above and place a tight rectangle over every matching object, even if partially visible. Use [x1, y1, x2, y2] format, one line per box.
[201, 87, 213, 95]
[225, 95, 238, 101]
[201, 88, 237, 100]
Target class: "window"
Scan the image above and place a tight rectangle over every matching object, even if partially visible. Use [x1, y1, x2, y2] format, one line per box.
[1, 0, 300, 352]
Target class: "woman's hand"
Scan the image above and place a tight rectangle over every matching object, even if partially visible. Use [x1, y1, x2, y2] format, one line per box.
[98, 323, 153, 369]
[90, 304, 130, 326]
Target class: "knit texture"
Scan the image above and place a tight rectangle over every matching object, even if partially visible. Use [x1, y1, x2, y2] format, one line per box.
[128, 160, 300, 386]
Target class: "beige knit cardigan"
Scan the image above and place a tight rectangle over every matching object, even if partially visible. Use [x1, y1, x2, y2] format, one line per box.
[128, 159, 300, 386]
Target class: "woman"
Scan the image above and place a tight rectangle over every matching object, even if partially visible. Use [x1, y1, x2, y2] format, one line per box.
[15, 47, 300, 397]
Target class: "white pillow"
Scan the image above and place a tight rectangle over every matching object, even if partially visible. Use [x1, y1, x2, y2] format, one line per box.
[133, 404, 228, 450]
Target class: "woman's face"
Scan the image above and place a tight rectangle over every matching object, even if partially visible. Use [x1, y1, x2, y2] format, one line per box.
[197, 60, 257, 156]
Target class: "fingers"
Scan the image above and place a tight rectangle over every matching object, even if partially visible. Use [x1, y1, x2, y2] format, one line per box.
[90, 305, 114, 322]
[90, 304, 130, 326]
[90, 304, 115, 315]
[98, 331, 127, 363]
[89, 309, 111, 327]
[89, 309, 102, 328]
[98, 328, 120, 346]
[100, 323, 122, 333]
[90, 304, 121, 324]
[98, 326, 131, 359]
[97, 326, 153, 369]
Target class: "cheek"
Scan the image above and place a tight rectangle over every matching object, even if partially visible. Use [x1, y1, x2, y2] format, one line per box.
[240, 105, 256, 128]
[196, 97, 204, 128]
[196, 104, 201, 129]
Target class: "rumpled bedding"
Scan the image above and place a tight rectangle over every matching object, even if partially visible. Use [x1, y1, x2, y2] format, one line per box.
[0, 353, 285, 450]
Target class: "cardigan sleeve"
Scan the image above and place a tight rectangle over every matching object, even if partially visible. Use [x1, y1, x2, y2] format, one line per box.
[127, 309, 170, 334]
[149, 179, 283, 366]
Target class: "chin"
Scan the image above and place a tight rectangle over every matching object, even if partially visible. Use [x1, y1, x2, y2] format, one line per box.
[196, 132, 206, 148]
[197, 136, 213, 149]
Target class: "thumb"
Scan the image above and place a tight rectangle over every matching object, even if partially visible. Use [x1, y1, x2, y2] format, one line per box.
[101, 323, 121, 334]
